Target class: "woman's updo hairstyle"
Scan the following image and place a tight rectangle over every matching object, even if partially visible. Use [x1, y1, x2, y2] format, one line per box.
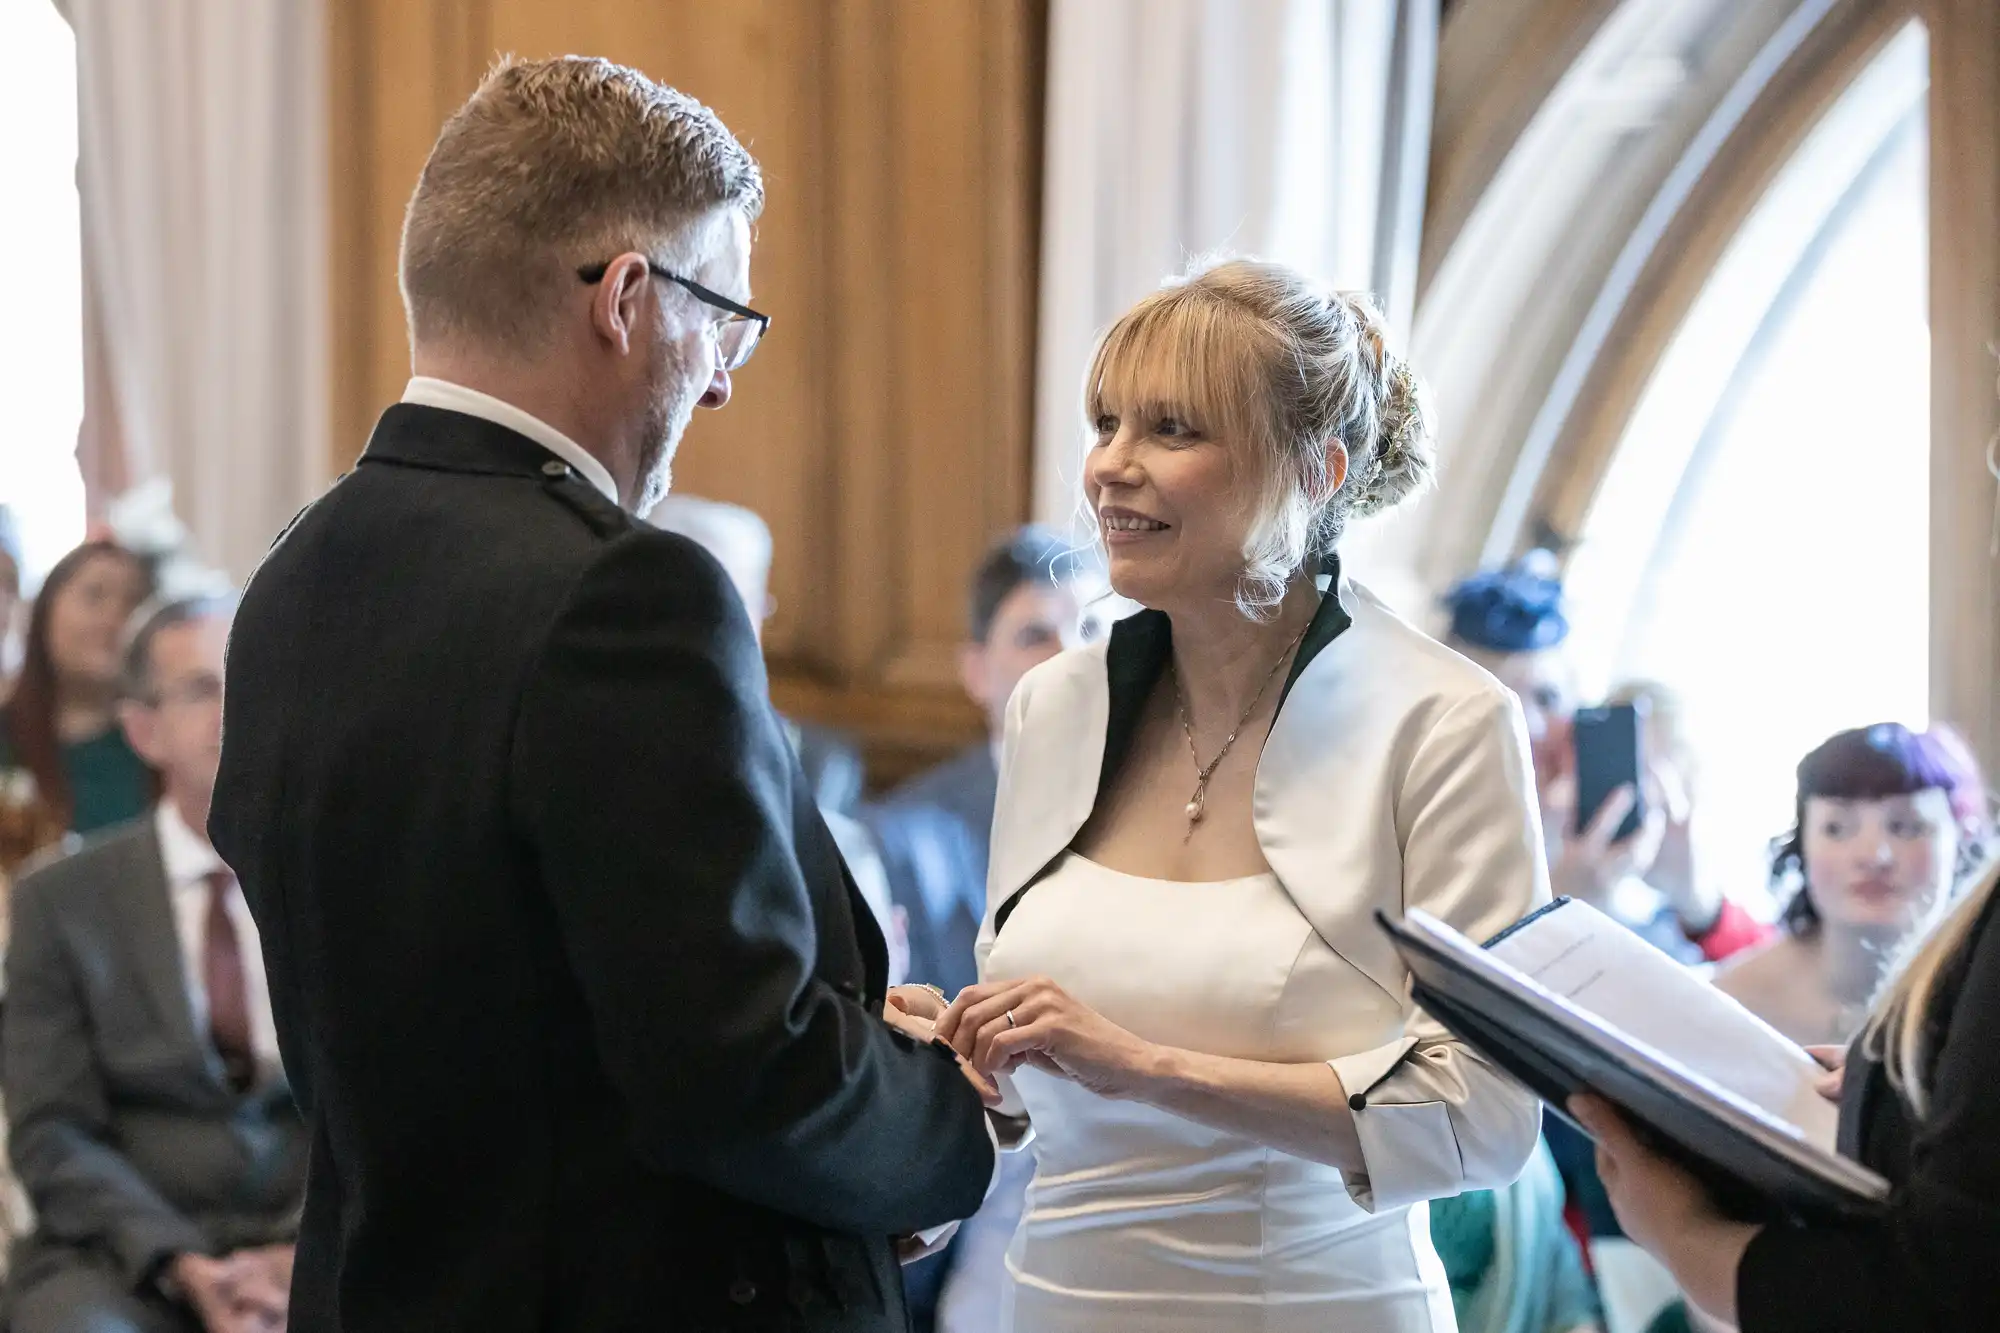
[1085, 257, 1436, 617]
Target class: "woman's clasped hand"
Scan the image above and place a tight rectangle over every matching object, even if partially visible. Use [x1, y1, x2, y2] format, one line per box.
[937, 977, 1158, 1099]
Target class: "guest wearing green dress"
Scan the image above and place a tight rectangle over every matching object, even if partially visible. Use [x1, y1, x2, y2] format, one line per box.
[1432, 1138, 1603, 1333]
[0, 540, 154, 873]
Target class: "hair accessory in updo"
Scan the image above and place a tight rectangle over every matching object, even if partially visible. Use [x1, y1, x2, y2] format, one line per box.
[1362, 361, 1421, 484]
[1442, 550, 1569, 654]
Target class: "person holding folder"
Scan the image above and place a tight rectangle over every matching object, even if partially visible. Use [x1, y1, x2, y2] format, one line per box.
[1572, 849, 2000, 1331]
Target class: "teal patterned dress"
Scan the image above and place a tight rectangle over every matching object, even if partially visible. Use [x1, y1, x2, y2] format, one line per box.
[1431, 1138, 1602, 1333]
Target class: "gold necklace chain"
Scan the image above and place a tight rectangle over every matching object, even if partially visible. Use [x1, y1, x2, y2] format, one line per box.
[1171, 620, 1311, 836]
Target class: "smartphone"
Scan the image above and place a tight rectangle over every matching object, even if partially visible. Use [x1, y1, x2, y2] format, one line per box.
[1571, 701, 1646, 841]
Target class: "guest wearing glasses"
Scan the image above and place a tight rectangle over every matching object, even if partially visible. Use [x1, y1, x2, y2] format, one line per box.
[4, 595, 307, 1333]
[210, 57, 995, 1331]
[646, 494, 870, 820]
[646, 493, 902, 979]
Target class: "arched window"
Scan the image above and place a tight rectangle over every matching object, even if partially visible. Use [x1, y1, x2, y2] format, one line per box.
[0, 2, 86, 585]
[1565, 22, 1930, 896]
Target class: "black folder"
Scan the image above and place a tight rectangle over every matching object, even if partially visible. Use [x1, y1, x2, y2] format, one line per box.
[1376, 906, 1889, 1224]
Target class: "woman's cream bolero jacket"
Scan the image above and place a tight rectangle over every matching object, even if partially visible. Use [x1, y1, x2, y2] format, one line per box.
[977, 575, 1550, 1212]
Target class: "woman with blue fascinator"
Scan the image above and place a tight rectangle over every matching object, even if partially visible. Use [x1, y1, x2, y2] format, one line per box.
[1436, 553, 1777, 1288]
[1440, 552, 1768, 963]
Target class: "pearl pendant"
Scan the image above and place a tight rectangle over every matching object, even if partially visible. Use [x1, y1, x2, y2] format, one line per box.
[1185, 790, 1205, 823]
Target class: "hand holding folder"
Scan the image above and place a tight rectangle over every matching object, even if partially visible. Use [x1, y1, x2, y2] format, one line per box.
[1377, 898, 1888, 1224]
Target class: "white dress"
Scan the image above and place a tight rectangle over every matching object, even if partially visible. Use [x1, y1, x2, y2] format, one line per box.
[984, 851, 1459, 1333]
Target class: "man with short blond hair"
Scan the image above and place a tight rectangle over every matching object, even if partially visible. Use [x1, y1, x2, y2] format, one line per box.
[211, 57, 995, 1333]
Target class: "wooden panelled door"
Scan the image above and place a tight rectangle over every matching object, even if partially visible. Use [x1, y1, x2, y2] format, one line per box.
[330, 0, 1046, 786]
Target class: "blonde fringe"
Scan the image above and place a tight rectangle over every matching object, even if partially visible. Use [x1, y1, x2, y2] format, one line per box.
[1863, 851, 2000, 1118]
[1080, 258, 1434, 620]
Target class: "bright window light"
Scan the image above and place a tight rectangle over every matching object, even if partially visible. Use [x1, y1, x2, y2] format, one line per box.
[0, 3, 86, 587]
[1568, 24, 1931, 905]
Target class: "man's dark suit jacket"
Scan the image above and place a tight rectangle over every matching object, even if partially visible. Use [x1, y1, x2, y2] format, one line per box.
[208, 404, 994, 1333]
[865, 747, 999, 1000]
[2, 818, 307, 1311]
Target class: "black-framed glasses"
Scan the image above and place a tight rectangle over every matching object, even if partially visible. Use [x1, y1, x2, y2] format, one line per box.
[577, 260, 769, 371]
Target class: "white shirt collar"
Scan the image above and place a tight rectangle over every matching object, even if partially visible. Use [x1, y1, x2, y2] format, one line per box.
[401, 376, 621, 506]
[155, 800, 225, 887]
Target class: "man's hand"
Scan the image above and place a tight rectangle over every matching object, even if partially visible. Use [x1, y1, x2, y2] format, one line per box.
[882, 985, 945, 1044]
[885, 984, 948, 1023]
[169, 1254, 262, 1333]
[169, 1248, 292, 1333]
[955, 1050, 1001, 1107]
[882, 985, 1000, 1106]
[170, 1253, 243, 1333]
[234, 1245, 293, 1328]
[881, 1003, 936, 1045]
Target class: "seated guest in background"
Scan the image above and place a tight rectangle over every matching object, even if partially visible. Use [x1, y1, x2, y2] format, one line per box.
[3, 595, 306, 1333]
[869, 526, 1100, 999]
[865, 527, 1099, 1333]
[1717, 722, 1990, 1046]
[1442, 554, 1767, 963]
[1432, 1140, 1601, 1333]
[646, 493, 867, 814]
[0, 541, 154, 878]
[645, 492, 904, 978]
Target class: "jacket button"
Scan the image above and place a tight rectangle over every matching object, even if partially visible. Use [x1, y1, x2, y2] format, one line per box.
[541, 460, 570, 478]
[727, 1279, 757, 1305]
[1348, 1092, 1367, 1112]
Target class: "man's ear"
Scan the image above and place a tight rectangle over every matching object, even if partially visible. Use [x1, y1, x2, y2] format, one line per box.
[118, 699, 163, 769]
[589, 252, 653, 356]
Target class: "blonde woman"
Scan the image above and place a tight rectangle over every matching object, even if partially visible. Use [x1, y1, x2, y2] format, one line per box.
[1575, 837, 2000, 1331]
[936, 259, 1548, 1331]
